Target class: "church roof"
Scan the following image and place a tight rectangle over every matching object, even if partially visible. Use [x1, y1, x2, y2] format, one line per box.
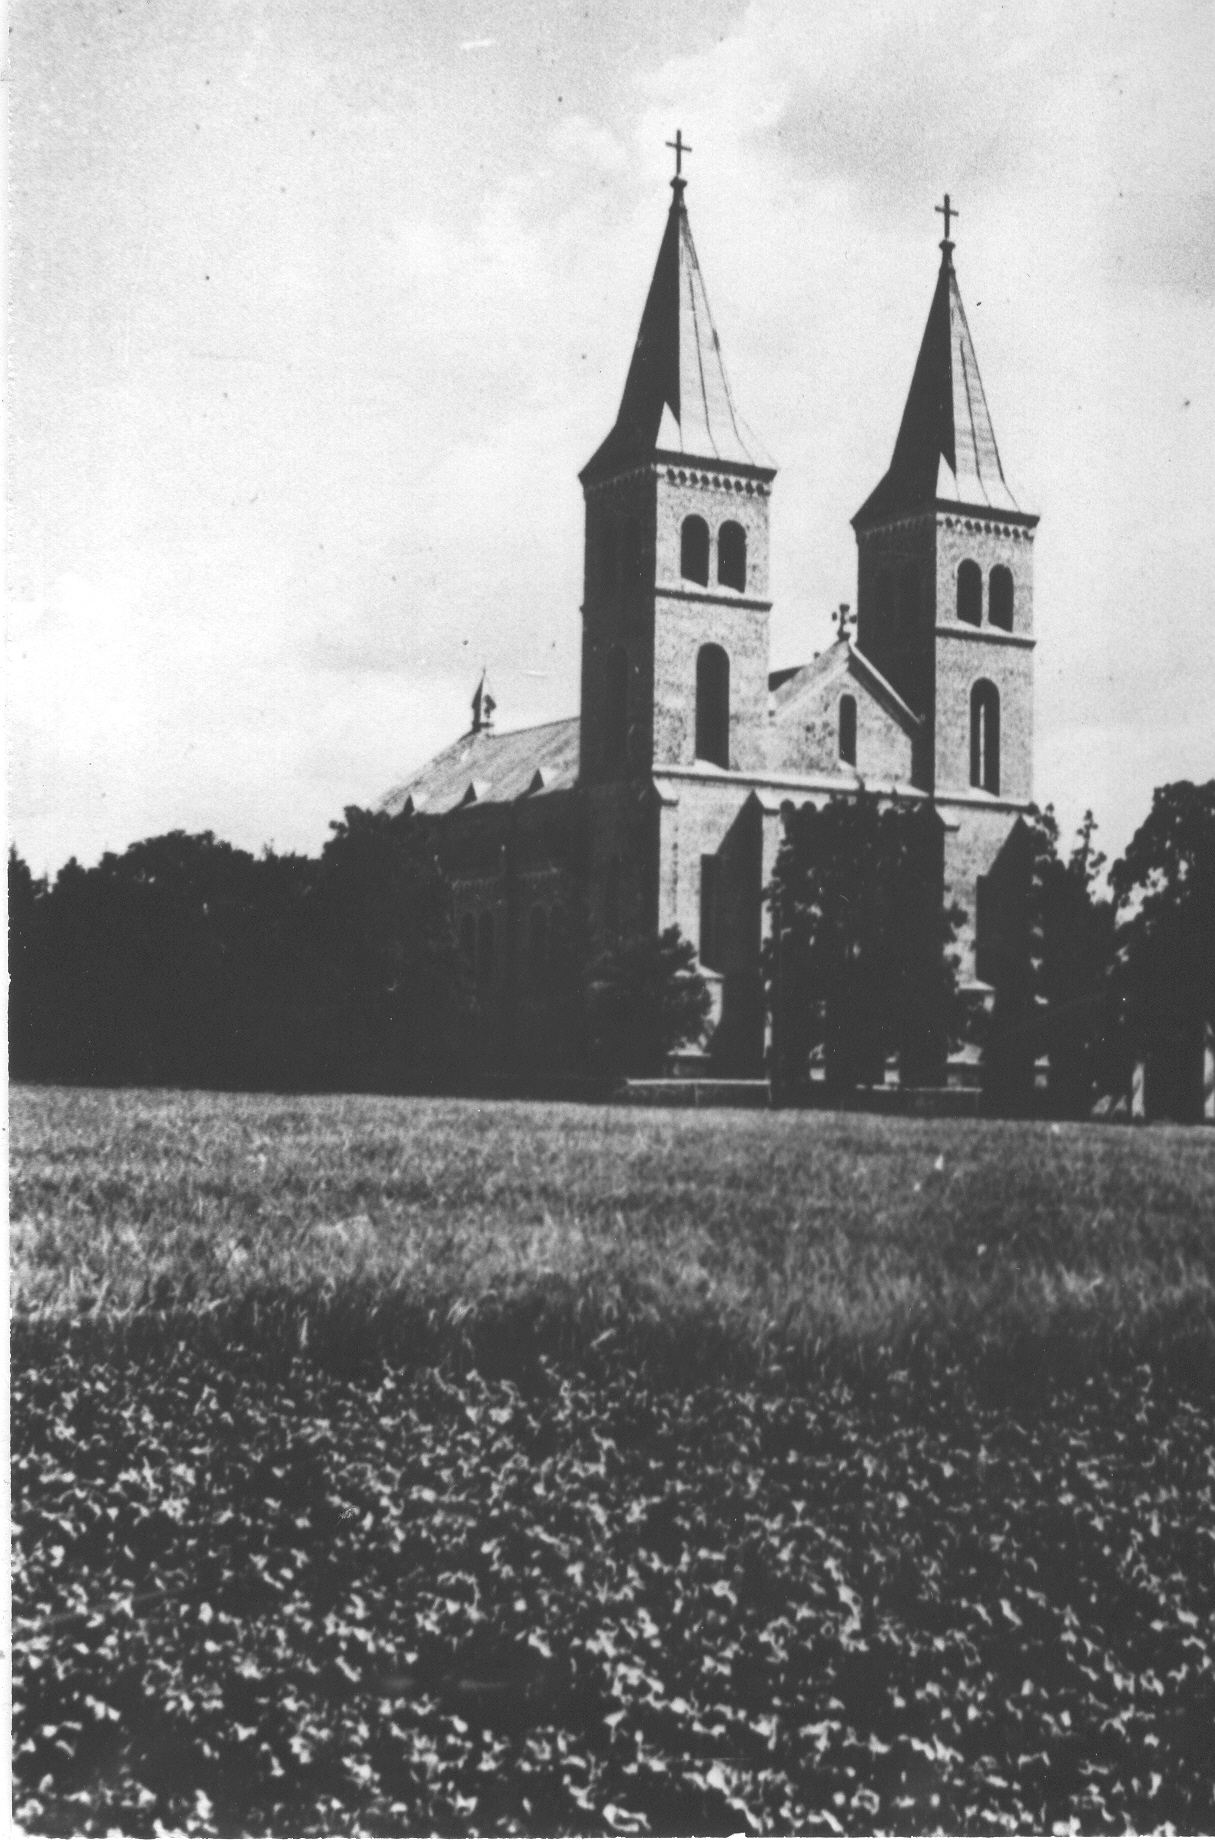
[853, 238, 1033, 528]
[581, 180, 774, 483]
[380, 715, 580, 817]
[771, 638, 923, 734]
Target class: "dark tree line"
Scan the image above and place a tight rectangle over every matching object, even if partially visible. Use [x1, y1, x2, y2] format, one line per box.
[10, 779, 1212, 1112]
[8, 813, 708, 1092]
[8, 814, 470, 1092]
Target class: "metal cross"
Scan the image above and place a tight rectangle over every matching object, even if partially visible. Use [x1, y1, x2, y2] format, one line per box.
[835, 602, 852, 640]
[666, 130, 692, 178]
[936, 193, 958, 242]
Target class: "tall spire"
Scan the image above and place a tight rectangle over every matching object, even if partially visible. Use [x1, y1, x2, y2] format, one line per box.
[853, 200, 1028, 527]
[581, 154, 772, 483]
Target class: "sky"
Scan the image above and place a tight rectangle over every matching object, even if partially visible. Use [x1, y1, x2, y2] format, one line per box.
[8, 0, 1213, 877]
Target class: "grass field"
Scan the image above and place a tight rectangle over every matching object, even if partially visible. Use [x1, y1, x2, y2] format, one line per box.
[11, 1086, 1215, 1836]
[11, 1084, 1215, 1371]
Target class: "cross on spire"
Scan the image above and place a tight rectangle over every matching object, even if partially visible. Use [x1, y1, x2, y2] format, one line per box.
[936, 192, 958, 247]
[666, 129, 692, 184]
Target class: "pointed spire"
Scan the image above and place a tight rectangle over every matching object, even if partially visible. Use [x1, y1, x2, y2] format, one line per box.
[853, 204, 1030, 527]
[581, 159, 773, 482]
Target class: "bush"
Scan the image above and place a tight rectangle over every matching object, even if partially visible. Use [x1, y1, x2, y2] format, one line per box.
[583, 925, 710, 1079]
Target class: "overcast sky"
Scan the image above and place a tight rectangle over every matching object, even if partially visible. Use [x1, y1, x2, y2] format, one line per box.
[8, 0, 1213, 876]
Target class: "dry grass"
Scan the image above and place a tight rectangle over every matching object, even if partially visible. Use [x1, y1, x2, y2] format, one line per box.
[10, 1084, 1215, 1372]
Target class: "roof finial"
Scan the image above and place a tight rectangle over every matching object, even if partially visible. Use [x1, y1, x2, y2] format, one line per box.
[665, 128, 691, 199]
[835, 602, 853, 642]
[935, 192, 957, 259]
[471, 671, 496, 734]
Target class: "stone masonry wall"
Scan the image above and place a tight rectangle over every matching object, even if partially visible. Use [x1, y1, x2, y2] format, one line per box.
[934, 513, 1035, 802]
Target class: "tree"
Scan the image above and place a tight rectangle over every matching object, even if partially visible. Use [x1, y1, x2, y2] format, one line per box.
[9, 848, 46, 1079]
[765, 792, 964, 1096]
[979, 808, 1118, 1119]
[1109, 780, 1215, 1120]
[313, 807, 470, 1089]
[583, 925, 710, 1080]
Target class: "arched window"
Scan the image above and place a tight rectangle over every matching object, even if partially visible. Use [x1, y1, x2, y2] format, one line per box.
[598, 518, 617, 595]
[970, 681, 1001, 794]
[476, 910, 495, 988]
[989, 565, 1014, 631]
[839, 694, 857, 766]
[604, 646, 628, 773]
[460, 913, 476, 973]
[681, 515, 709, 586]
[695, 643, 730, 767]
[957, 559, 982, 626]
[528, 906, 548, 981]
[604, 857, 621, 937]
[876, 567, 894, 628]
[900, 560, 919, 625]
[717, 520, 746, 591]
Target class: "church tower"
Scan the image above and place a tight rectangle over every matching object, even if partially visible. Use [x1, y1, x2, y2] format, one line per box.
[578, 146, 777, 789]
[852, 199, 1038, 801]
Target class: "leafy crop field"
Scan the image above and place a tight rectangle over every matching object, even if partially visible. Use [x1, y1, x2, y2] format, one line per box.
[11, 1085, 1215, 1836]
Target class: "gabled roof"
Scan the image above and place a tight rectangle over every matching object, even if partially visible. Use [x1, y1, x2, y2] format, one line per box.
[380, 716, 580, 818]
[854, 240, 1034, 528]
[581, 180, 774, 483]
[770, 639, 922, 734]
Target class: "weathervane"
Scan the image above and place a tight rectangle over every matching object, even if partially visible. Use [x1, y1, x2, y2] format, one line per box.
[666, 129, 692, 193]
[936, 192, 958, 250]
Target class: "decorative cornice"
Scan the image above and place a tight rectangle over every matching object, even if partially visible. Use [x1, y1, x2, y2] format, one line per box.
[856, 506, 1038, 540]
[936, 509, 1038, 538]
[656, 585, 773, 612]
[583, 460, 773, 498]
[935, 624, 1035, 649]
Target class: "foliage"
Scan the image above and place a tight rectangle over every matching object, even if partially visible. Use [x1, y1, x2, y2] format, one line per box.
[583, 926, 711, 1079]
[313, 807, 471, 1089]
[514, 891, 592, 1089]
[11, 1086, 1215, 1834]
[981, 810, 1118, 1120]
[7, 814, 468, 1093]
[765, 794, 964, 1095]
[1110, 779, 1215, 1119]
[12, 1344, 1215, 1837]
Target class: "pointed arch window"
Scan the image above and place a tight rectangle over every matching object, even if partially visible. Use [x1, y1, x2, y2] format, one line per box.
[695, 643, 730, 768]
[839, 694, 857, 766]
[957, 559, 982, 626]
[476, 911, 495, 988]
[717, 520, 747, 591]
[900, 560, 920, 625]
[604, 646, 628, 774]
[989, 565, 1014, 631]
[970, 680, 1000, 794]
[681, 515, 709, 586]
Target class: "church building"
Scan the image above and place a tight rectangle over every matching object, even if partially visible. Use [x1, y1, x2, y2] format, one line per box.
[381, 160, 1039, 1078]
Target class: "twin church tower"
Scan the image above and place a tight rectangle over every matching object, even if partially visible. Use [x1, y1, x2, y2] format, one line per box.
[384, 157, 1038, 1075]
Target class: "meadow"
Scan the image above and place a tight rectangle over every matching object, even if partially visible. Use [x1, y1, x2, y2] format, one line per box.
[11, 1086, 1215, 1836]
